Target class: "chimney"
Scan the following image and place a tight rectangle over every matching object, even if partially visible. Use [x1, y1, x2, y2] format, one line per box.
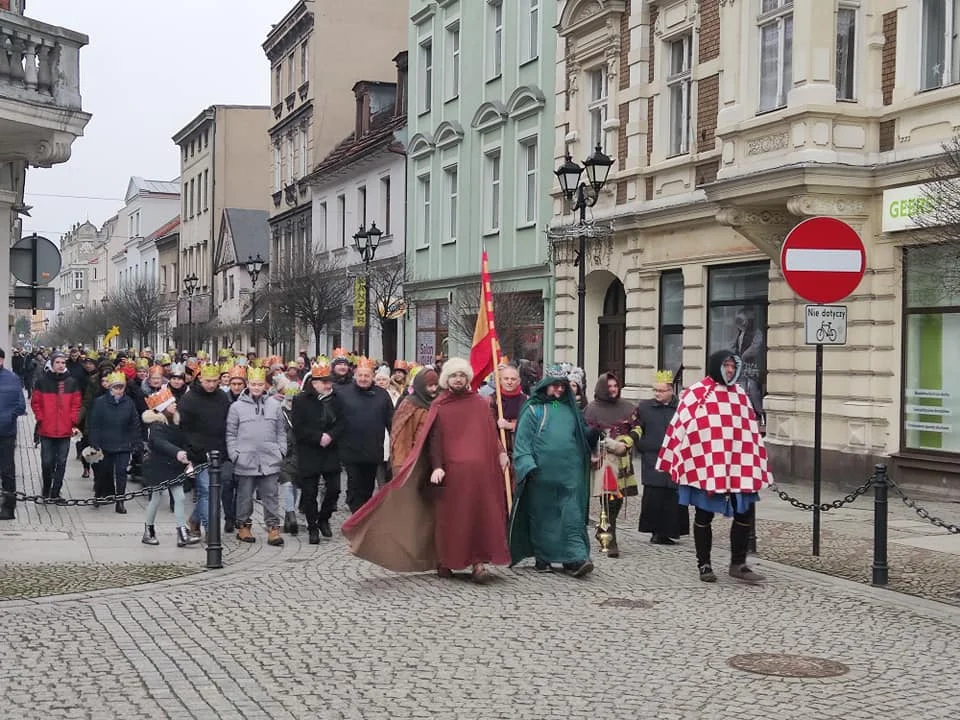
[393, 51, 408, 117]
[353, 82, 371, 138]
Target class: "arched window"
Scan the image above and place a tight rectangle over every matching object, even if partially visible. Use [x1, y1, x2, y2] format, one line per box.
[603, 278, 626, 316]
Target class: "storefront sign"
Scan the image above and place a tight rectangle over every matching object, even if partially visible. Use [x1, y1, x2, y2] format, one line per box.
[353, 277, 366, 327]
[881, 183, 939, 233]
[804, 305, 847, 345]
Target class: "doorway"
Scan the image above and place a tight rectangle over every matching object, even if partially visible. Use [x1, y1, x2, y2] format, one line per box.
[598, 278, 626, 382]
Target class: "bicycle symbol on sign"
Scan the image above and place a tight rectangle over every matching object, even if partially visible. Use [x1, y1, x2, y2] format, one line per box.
[816, 320, 838, 342]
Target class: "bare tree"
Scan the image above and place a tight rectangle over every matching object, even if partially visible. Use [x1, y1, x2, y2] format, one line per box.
[448, 282, 545, 362]
[911, 136, 960, 303]
[266, 255, 349, 356]
[107, 280, 169, 349]
[366, 256, 407, 357]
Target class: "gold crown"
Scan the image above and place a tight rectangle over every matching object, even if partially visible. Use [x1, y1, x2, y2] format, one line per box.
[331, 347, 349, 360]
[247, 367, 268, 382]
[145, 386, 174, 411]
[199, 364, 220, 380]
[356, 356, 377, 370]
[310, 361, 332, 379]
[655, 370, 674, 384]
[135, 358, 149, 369]
[106, 371, 126, 387]
[228, 365, 247, 380]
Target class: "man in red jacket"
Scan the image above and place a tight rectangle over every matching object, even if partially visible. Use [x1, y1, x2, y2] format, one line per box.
[31, 351, 82, 499]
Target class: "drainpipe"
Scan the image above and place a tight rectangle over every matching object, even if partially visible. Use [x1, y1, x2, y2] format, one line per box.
[386, 141, 407, 358]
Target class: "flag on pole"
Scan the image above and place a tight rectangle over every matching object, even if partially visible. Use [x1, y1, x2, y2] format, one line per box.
[468, 251, 500, 392]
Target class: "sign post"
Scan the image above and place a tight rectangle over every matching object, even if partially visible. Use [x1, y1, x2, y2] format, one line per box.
[781, 217, 866, 556]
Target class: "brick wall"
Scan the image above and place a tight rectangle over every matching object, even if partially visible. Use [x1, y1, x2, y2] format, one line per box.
[698, 0, 720, 63]
[619, 0, 632, 90]
[646, 97, 654, 164]
[618, 102, 629, 169]
[696, 74, 719, 153]
[646, 6, 658, 165]
[645, 176, 654, 201]
[616, 181, 627, 205]
[879, 119, 895, 152]
[695, 160, 719, 187]
[881, 11, 897, 106]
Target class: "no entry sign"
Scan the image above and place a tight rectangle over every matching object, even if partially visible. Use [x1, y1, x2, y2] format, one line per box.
[780, 216, 866, 304]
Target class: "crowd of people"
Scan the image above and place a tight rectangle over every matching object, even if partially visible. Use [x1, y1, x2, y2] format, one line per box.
[0, 342, 772, 583]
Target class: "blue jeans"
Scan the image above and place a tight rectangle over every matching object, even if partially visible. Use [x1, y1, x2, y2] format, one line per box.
[40, 437, 71, 498]
[281, 481, 297, 513]
[190, 467, 210, 529]
[189, 460, 233, 530]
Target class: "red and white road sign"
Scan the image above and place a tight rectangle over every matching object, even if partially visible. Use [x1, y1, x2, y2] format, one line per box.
[780, 216, 866, 304]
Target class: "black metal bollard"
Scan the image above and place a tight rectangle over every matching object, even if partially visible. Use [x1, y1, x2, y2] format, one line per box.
[206, 451, 223, 569]
[871, 463, 888, 586]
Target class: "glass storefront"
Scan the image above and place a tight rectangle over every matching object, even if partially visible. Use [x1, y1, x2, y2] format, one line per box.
[903, 245, 960, 453]
[415, 300, 448, 366]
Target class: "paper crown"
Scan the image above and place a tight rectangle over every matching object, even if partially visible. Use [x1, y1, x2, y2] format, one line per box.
[146, 386, 175, 412]
[218, 361, 232, 375]
[106, 371, 126, 387]
[196, 350, 208, 361]
[331, 347, 350, 360]
[169, 363, 186, 377]
[199, 364, 220, 380]
[356, 356, 377, 370]
[86, 350, 100, 361]
[158, 353, 171, 365]
[655, 370, 674, 384]
[148, 364, 164, 379]
[185, 359, 199, 371]
[247, 367, 268, 382]
[310, 362, 332, 379]
[218, 348, 232, 359]
[393, 360, 409, 372]
[283, 385, 300, 396]
[228, 365, 247, 380]
[135, 358, 149, 369]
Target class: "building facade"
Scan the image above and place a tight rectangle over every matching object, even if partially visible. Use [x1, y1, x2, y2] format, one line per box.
[306, 55, 408, 362]
[155, 218, 180, 352]
[0, 5, 90, 349]
[109, 177, 179, 290]
[405, 0, 557, 365]
[263, 0, 408, 355]
[56, 221, 103, 314]
[554, 0, 960, 492]
[172, 104, 271, 354]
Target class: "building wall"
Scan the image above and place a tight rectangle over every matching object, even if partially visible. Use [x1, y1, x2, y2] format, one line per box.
[405, 0, 557, 363]
[114, 191, 179, 289]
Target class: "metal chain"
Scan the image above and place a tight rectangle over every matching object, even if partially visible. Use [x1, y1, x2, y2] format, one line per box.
[0, 463, 208, 507]
[886, 475, 960, 535]
[768, 475, 874, 512]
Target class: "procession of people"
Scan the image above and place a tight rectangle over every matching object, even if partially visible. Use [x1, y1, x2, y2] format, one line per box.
[0, 340, 772, 584]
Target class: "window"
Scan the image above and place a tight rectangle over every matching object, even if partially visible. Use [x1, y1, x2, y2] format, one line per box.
[447, 24, 461, 99]
[667, 35, 692, 155]
[659, 271, 684, 372]
[419, 174, 432, 245]
[357, 185, 367, 226]
[300, 41, 309, 85]
[286, 53, 295, 95]
[444, 165, 458, 242]
[380, 175, 392, 234]
[189, 179, 194, 217]
[318, 201, 328, 250]
[489, 1, 503, 78]
[484, 150, 501, 232]
[758, 0, 793, 112]
[519, 140, 538, 225]
[160, 265, 167, 293]
[416, 300, 449, 366]
[273, 144, 281, 191]
[337, 194, 346, 247]
[274, 64, 282, 103]
[707, 263, 770, 423]
[299, 126, 308, 177]
[229, 275, 235, 300]
[522, 0, 539, 62]
[222, 273, 227, 301]
[921, 0, 960, 90]
[587, 68, 608, 149]
[202, 170, 208, 211]
[836, 4, 857, 100]
[73, 270, 84, 291]
[903, 244, 960, 452]
[420, 39, 433, 112]
[287, 134, 295, 183]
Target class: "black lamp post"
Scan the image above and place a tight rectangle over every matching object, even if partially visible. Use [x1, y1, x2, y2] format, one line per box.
[352, 221, 383, 357]
[554, 144, 613, 370]
[184, 272, 199, 355]
[244, 254, 264, 354]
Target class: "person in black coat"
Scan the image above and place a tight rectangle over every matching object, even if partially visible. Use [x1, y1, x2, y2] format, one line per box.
[335, 361, 394, 515]
[140, 391, 200, 548]
[87, 371, 141, 514]
[292, 362, 345, 543]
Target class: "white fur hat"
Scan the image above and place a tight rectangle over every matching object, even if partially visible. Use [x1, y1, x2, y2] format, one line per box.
[438, 356, 473, 389]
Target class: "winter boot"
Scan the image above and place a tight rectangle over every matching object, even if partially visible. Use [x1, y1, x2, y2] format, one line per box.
[606, 497, 623, 558]
[236, 523, 256, 543]
[308, 527, 320, 545]
[267, 528, 285, 546]
[141, 524, 159, 546]
[187, 518, 202, 539]
[115, 501, 126, 514]
[177, 526, 200, 547]
[283, 511, 299, 535]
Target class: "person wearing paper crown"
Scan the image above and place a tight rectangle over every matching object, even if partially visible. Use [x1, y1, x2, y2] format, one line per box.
[140, 387, 201, 548]
[226, 365, 287, 546]
[179, 362, 235, 540]
[390, 360, 409, 399]
[225, 364, 247, 403]
[627, 370, 689, 546]
[86, 371, 142, 514]
[292, 361, 345, 543]
[330, 347, 353, 385]
[656, 351, 772, 584]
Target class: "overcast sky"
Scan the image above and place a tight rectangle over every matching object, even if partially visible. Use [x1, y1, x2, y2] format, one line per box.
[21, 0, 282, 243]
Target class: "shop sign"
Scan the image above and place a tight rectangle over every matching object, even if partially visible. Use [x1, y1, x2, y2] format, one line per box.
[881, 183, 940, 233]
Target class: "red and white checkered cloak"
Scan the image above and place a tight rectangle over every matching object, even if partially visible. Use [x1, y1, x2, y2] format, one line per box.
[655, 377, 772, 494]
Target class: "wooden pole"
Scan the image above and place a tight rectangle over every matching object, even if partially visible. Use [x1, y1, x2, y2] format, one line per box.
[490, 335, 513, 513]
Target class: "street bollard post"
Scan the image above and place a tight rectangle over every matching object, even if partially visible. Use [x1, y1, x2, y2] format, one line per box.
[871, 463, 888, 586]
[206, 450, 223, 569]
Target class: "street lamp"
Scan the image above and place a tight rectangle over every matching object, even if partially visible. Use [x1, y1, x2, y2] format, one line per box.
[184, 272, 199, 355]
[352, 221, 383, 357]
[554, 143, 613, 369]
[244, 254, 264, 355]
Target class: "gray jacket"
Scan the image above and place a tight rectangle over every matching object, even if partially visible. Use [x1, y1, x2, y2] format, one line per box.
[226, 390, 286, 476]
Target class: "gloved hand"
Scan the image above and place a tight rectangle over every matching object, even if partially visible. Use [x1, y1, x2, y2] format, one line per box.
[429, 468, 446, 485]
[320, 433, 332, 448]
[603, 437, 628, 457]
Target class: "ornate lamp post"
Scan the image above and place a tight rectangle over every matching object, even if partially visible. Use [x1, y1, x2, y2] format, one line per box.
[184, 272, 199, 355]
[244, 254, 264, 354]
[352, 221, 383, 357]
[553, 144, 613, 369]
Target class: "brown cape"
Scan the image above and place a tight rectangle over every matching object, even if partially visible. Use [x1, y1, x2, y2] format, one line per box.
[342, 389, 509, 572]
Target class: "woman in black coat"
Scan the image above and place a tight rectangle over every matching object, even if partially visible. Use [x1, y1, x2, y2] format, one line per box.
[87, 372, 140, 513]
[140, 393, 200, 548]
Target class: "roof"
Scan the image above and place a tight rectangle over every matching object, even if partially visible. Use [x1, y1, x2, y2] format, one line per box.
[224, 209, 270, 265]
[146, 215, 181, 242]
[311, 110, 406, 179]
[125, 176, 180, 202]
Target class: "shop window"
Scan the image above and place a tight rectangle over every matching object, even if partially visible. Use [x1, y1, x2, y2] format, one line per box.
[707, 262, 769, 422]
[416, 300, 449, 366]
[659, 271, 684, 372]
[903, 244, 960, 452]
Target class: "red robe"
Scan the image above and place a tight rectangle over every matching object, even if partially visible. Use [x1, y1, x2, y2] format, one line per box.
[342, 389, 510, 572]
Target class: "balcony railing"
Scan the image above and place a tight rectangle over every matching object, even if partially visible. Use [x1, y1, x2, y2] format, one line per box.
[0, 11, 87, 110]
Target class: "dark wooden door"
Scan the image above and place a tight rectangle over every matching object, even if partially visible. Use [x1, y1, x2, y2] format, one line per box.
[598, 279, 626, 381]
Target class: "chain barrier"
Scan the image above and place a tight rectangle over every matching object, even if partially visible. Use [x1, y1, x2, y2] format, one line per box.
[886, 475, 960, 535]
[0, 463, 208, 507]
[768, 474, 875, 512]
